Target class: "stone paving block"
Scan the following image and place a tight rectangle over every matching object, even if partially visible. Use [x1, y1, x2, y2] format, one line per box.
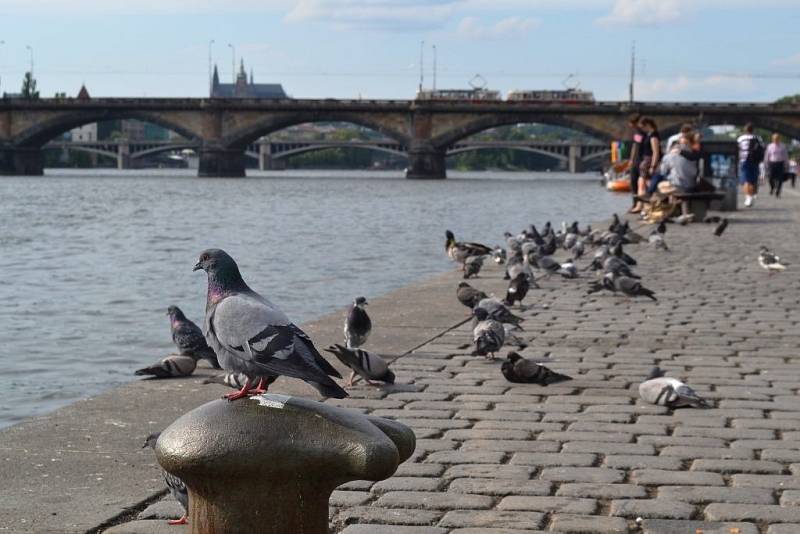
[447, 478, 551, 496]
[473, 421, 563, 432]
[423, 450, 506, 465]
[610, 499, 695, 519]
[732, 474, 800, 489]
[658, 485, 775, 504]
[460, 439, 561, 453]
[395, 463, 445, 477]
[691, 459, 785, 474]
[437, 509, 545, 529]
[761, 449, 800, 463]
[659, 446, 753, 460]
[371, 477, 443, 493]
[641, 519, 759, 534]
[673, 426, 775, 440]
[443, 464, 534, 479]
[510, 452, 597, 467]
[562, 441, 655, 455]
[603, 455, 683, 470]
[456, 410, 553, 421]
[540, 466, 625, 483]
[632, 469, 725, 486]
[374, 491, 494, 511]
[334, 506, 444, 526]
[447, 529, 545, 534]
[105, 521, 186, 534]
[339, 526, 448, 534]
[768, 525, 800, 534]
[538, 431, 634, 443]
[705, 503, 800, 522]
[550, 514, 628, 533]
[780, 490, 800, 506]
[497, 496, 597, 514]
[330, 490, 372, 506]
[443, 429, 530, 441]
[556, 483, 647, 499]
[730, 439, 799, 450]
[568, 422, 668, 435]
[639, 435, 727, 448]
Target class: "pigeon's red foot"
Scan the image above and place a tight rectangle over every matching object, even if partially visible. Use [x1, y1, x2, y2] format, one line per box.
[245, 377, 271, 396]
[167, 515, 188, 525]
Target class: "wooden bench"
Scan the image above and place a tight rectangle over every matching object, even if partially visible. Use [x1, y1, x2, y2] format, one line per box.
[672, 192, 725, 221]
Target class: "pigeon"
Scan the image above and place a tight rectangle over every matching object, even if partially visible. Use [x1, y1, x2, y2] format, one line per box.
[530, 254, 561, 275]
[648, 230, 669, 251]
[324, 344, 396, 387]
[344, 296, 371, 349]
[203, 372, 277, 391]
[558, 259, 579, 279]
[194, 249, 347, 400]
[457, 282, 488, 309]
[713, 218, 729, 237]
[611, 242, 637, 266]
[506, 255, 536, 282]
[588, 272, 657, 301]
[638, 367, 710, 408]
[463, 255, 485, 279]
[167, 305, 220, 369]
[143, 432, 189, 525]
[446, 230, 493, 266]
[504, 272, 531, 307]
[503, 325, 528, 349]
[572, 239, 585, 259]
[603, 256, 640, 279]
[475, 297, 524, 326]
[501, 352, 572, 385]
[472, 308, 505, 359]
[491, 247, 507, 264]
[135, 354, 198, 378]
[758, 246, 787, 273]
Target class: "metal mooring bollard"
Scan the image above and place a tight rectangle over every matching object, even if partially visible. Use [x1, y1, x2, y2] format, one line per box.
[155, 394, 416, 534]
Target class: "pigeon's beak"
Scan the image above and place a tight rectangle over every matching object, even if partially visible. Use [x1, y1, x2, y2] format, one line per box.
[192, 261, 202, 272]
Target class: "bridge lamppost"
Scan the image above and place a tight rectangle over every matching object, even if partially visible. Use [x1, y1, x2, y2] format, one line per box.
[418, 40, 424, 94]
[208, 40, 215, 95]
[0, 40, 5, 94]
[432, 44, 437, 91]
[25, 44, 33, 77]
[227, 43, 235, 83]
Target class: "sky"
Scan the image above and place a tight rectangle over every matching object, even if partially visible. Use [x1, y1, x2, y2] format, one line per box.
[1, 0, 799, 102]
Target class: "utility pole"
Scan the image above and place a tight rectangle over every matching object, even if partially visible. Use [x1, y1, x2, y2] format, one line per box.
[26, 44, 33, 77]
[418, 40, 424, 94]
[228, 43, 235, 83]
[432, 44, 437, 91]
[208, 39, 215, 95]
[0, 41, 5, 94]
[628, 41, 635, 103]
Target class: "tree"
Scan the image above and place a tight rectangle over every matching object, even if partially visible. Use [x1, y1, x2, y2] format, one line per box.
[21, 71, 39, 100]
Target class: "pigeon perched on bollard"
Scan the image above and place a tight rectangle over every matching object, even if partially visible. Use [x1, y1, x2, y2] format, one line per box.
[203, 372, 277, 391]
[344, 296, 371, 349]
[472, 308, 505, 359]
[194, 249, 347, 400]
[638, 367, 710, 408]
[457, 282, 488, 309]
[143, 432, 189, 525]
[758, 246, 787, 273]
[324, 344, 396, 387]
[135, 354, 198, 379]
[167, 305, 220, 369]
[501, 352, 571, 385]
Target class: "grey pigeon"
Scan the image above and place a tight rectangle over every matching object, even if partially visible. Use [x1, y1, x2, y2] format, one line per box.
[167, 305, 220, 369]
[203, 372, 277, 391]
[603, 256, 640, 279]
[475, 297, 523, 327]
[463, 255, 485, 279]
[558, 259, 578, 279]
[491, 246, 507, 264]
[614, 273, 657, 301]
[194, 249, 346, 400]
[530, 254, 560, 274]
[135, 353, 198, 379]
[501, 352, 571, 385]
[648, 231, 669, 251]
[143, 432, 188, 525]
[324, 344, 396, 387]
[472, 308, 505, 359]
[457, 282, 488, 309]
[504, 272, 531, 307]
[638, 367, 710, 408]
[344, 296, 371, 349]
[572, 239, 585, 259]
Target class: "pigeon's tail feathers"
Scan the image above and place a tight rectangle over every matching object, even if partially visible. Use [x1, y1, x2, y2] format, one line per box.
[640, 287, 658, 301]
[543, 369, 573, 385]
[134, 365, 172, 378]
[587, 281, 603, 295]
[383, 369, 396, 385]
[674, 385, 711, 409]
[310, 379, 349, 399]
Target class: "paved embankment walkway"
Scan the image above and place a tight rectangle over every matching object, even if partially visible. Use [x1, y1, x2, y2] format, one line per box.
[3, 190, 800, 534]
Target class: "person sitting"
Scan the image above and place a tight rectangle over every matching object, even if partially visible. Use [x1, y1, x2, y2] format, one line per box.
[656, 135, 699, 222]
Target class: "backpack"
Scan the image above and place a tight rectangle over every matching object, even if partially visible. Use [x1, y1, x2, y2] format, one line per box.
[746, 136, 765, 164]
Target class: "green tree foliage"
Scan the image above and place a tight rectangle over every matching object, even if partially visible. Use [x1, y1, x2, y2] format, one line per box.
[775, 94, 800, 105]
[20, 72, 39, 99]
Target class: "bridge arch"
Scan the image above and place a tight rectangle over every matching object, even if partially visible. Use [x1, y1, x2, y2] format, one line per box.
[13, 112, 201, 148]
[245, 142, 407, 161]
[431, 114, 613, 149]
[222, 113, 411, 149]
[446, 145, 569, 163]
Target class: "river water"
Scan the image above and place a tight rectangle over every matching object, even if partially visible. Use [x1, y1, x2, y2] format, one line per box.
[0, 169, 628, 428]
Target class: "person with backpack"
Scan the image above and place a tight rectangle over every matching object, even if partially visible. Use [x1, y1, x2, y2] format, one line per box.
[737, 123, 765, 207]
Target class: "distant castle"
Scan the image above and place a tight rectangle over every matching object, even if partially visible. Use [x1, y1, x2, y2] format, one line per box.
[210, 59, 287, 99]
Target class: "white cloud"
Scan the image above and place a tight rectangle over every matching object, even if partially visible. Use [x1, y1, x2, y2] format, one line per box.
[285, 0, 462, 30]
[596, 0, 683, 26]
[634, 74, 755, 100]
[457, 16, 541, 39]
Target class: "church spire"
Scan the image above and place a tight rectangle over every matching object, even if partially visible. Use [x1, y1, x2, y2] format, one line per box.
[249, 68, 254, 84]
[211, 64, 220, 97]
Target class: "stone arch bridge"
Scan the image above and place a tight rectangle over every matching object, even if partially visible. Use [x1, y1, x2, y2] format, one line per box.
[3, 98, 799, 178]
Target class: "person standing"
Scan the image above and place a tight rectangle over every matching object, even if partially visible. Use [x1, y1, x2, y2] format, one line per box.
[632, 117, 662, 214]
[737, 123, 764, 207]
[765, 133, 788, 197]
[627, 114, 644, 213]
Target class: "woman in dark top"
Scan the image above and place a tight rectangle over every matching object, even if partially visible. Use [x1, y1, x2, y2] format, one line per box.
[627, 114, 644, 212]
[632, 117, 662, 213]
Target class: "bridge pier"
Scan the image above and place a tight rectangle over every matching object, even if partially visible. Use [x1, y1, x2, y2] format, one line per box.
[117, 142, 131, 170]
[198, 147, 246, 178]
[258, 141, 273, 171]
[568, 143, 581, 174]
[0, 146, 44, 176]
[405, 143, 446, 179]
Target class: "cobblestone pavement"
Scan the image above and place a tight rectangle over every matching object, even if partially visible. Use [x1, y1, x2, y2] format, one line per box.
[325, 193, 800, 534]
